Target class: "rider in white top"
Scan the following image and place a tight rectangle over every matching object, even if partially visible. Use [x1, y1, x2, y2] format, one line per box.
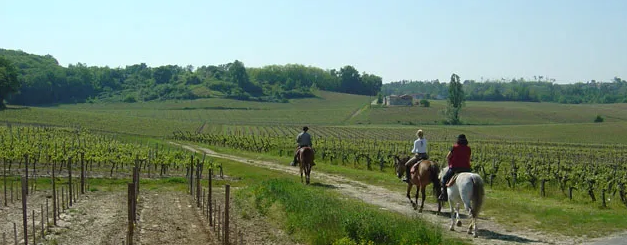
[412, 138, 427, 154]
[402, 129, 428, 183]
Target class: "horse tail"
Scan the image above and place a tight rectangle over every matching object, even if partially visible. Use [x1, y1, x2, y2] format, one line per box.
[428, 162, 441, 198]
[471, 174, 485, 218]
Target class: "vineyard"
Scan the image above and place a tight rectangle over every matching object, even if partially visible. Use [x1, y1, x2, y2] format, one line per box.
[173, 125, 627, 207]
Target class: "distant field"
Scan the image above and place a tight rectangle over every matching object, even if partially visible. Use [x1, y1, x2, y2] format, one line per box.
[51, 90, 373, 125]
[2, 91, 627, 144]
[351, 100, 627, 125]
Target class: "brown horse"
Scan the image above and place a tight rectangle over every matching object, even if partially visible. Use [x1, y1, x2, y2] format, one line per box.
[298, 147, 314, 184]
[394, 155, 442, 213]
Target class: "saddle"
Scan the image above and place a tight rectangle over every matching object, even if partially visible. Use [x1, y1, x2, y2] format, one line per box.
[446, 173, 461, 187]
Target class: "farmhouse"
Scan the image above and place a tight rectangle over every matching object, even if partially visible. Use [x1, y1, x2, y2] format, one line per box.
[384, 94, 413, 106]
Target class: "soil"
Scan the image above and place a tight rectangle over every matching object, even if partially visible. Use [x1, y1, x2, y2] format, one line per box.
[172, 141, 627, 245]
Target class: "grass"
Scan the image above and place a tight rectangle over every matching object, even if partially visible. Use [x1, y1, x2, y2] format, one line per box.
[236, 178, 467, 245]
[483, 186, 627, 238]
[186, 141, 627, 239]
[352, 100, 627, 125]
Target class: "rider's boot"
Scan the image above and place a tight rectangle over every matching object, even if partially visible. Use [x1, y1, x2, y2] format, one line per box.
[438, 187, 448, 201]
[401, 165, 411, 183]
[290, 155, 298, 166]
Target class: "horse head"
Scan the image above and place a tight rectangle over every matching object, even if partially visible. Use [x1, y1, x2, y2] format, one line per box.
[392, 155, 410, 179]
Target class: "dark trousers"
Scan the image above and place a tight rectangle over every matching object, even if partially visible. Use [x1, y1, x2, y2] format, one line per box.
[441, 167, 472, 186]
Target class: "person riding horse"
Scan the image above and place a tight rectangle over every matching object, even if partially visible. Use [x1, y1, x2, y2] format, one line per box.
[439, 134, 472, 201]
[290, 126, 315, 166]
[402, 129, 429, 183]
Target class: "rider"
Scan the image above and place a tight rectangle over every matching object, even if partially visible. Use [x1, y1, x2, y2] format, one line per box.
[290, 126, 315, 166]
[402, 129, 428, 183]
[438, 134, 472, 201]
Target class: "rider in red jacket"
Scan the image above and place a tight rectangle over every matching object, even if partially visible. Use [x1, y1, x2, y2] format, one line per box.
[439, 134, 472, 201]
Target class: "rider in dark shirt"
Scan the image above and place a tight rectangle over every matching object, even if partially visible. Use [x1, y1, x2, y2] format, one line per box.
[290, 126, 314, 166]
[439, 134, 472, 201]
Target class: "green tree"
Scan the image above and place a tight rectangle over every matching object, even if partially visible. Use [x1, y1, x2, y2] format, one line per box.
[0, 56, 20, 109]
[446, 73, 464, 124]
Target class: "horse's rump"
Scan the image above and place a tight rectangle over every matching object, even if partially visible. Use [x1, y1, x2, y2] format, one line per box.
[471, 174, 485, 217]
[298, 147, 314, 165]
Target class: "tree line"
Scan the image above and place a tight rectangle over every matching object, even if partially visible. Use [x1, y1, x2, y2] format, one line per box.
[383, 77, 627, 104]
[0, 49, 382, 107]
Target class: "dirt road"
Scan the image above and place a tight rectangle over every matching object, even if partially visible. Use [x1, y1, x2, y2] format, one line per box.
[171, 142, 593, 245]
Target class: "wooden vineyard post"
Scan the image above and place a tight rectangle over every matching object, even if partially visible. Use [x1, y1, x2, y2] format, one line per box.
[21, 178, 27, 245]
[196, 161, 201, 208]
[3, 159, 7, 207]
[68, 158, 73, 207]
[40, 205, 44, 239]
[208, 168, 213, 226]
[31, 210, 35, 244]
[24, 155, 28, 196]
[224, 184, 230, 245]
[52, 162, 57, 226]
[81, 153, 85, 194]
[127, 183, 135, 245]
[13, 222, 17, 245]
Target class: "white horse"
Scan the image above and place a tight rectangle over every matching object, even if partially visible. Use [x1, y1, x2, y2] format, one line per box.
[439, 167, 485, 238]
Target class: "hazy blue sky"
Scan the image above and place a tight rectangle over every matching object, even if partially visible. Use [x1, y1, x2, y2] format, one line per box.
[1, 0, 625, 83]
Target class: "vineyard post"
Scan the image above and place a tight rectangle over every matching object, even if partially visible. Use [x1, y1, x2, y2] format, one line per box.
[3, 159, 6, 207]
[31, 210, 35, 244]
[68, 158, 72, 207]
[209, 168, 213, 226]
[224, 184, 230, 245]
[52, 162, 57, 226]
[45, 199, 49, 227]
[13, 222, 17, 245]
[81, 153, 85, 194]
[196, 160, 201, 208]
[21, 178, 27, 245]
[127, 183, 135, 245]
[40, 205, 44, 239]
[24, 154, 28, 196]
[189, 154, 194, 196]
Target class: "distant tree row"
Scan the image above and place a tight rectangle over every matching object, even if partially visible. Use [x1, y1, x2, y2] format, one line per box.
[0, 49, 382, 106]
[383, 77, 627, 104]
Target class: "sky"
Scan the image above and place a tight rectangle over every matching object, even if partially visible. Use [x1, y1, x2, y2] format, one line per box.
[1, 0, 626, 84]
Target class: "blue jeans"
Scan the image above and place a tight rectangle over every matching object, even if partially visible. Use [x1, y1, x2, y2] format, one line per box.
[441, 167, 472, 186]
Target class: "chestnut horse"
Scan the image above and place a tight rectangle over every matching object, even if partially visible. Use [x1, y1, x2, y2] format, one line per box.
[394, 155, 442, 213]
[298, 147, 314, 184]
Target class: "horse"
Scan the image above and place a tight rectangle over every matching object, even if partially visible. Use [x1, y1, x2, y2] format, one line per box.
[393, 155, 442, 213]
[298, 147, 314, 184]
[438, 166, 485, 238]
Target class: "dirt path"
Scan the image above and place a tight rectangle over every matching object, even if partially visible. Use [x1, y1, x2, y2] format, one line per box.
[47, 191, 127, 245]
[137, 190, 214, 245]
[171, 142, 592, 245]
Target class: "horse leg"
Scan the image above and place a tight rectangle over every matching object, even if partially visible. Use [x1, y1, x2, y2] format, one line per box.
[406, 184, 416, 209]
[473, 214, 478, 238]
[300, 165, 304, 183]
[467, 207, 474, 234]
[456, 203, 462, 227]
[306, 163, 311, 185]
[449, 202, 455, 231]
[437, 200, 442, 215]
[419, 186, 426, 213]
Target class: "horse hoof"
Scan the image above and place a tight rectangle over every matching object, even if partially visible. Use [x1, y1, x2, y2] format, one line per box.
[456, 221, 462, 227]
[467, 230, 472, 234]
[418, 209, 423, 213]
[473, 233, 478, 238]
[449, 227, 455, 231]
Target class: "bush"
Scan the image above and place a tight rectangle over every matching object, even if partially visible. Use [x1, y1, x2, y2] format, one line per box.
[419, 99, 430, 107]
[122, 94, 137, 103]
[594, 115, 604, 123]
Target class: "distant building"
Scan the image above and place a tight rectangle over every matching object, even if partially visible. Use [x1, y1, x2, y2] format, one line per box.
[385, 94, 413, 106]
